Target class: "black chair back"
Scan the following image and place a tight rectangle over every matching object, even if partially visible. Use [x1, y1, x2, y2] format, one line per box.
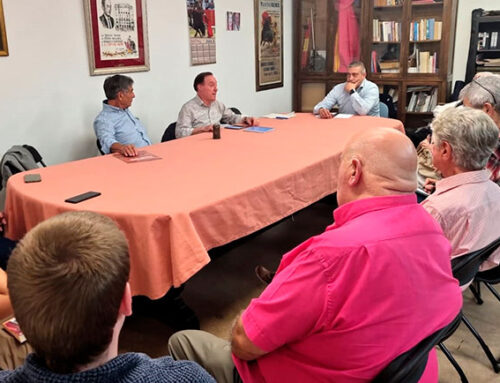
[96, 139, 105, 155]
[451, 236, 500, 286]
[372, 312, 462, 383]
[161, 122, 177, 142]
[230, 107, 241, 115]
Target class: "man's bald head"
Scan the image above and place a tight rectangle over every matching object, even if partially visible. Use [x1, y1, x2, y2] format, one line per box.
[337, 128, 418, 206]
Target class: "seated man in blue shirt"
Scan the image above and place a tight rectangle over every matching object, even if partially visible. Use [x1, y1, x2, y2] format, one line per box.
[94, 75, 152, 157]
[313, 61, 380, 118]
[1, 211, 215, 383]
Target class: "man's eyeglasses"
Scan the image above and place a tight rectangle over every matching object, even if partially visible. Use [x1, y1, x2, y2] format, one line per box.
[472, 79, 498, 106]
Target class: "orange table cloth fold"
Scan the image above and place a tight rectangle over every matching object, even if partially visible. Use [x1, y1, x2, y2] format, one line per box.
[5, 114, 403, 298]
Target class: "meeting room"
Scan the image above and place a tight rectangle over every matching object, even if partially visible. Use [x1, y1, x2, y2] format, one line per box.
[0, 0, 499, 382]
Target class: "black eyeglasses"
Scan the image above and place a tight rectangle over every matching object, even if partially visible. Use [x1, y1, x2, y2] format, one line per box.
[472, 79, 498, 106]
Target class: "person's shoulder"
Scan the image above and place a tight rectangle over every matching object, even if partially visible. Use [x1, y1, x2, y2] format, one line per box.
[134, 353, 215, 382]
[364, 79, 379, 89]
[0, 370, 15, 381]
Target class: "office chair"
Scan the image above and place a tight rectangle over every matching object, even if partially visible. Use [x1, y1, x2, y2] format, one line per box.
[161, 122, 177, 142]
[372, 312, 462, 383]
[470, 264, 500, 305]
[446, 236, 500, 375]
[379, 101, 389, 118]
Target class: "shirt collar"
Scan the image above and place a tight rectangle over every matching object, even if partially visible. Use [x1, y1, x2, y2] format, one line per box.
[102, 100, 126, 112]
[332, 194, 417, 228]
[195, 94, 212, 107]
[434, 169, 491, 195]
[357, 79, 367, 91]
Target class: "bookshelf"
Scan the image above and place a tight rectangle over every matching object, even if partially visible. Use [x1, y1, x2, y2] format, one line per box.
[465, 9, 500, 83]
[293, 0, 457, 129]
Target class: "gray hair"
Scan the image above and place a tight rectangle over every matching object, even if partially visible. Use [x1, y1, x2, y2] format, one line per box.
[348, 61, 366, 74]
[459, 74, 500, 114]
[432, 107, 499, 171]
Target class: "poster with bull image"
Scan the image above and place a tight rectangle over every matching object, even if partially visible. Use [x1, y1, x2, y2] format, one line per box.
[186, 0, 216, 65]
[254, 0, 283, 91]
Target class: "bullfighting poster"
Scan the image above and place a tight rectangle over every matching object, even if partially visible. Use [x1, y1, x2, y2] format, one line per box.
[254, 0, 283, 91]
[186, 0, 216, 65]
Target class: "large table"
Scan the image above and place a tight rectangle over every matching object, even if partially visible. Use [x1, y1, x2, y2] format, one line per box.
[6, 114, 403, 298]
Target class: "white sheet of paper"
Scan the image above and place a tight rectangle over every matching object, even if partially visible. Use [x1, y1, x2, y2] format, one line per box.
[334, 114, 353, 119]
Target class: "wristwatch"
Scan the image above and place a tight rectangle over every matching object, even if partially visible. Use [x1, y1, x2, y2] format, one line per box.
[349, 89, 356, 95]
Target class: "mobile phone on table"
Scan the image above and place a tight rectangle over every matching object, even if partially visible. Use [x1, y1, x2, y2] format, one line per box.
[24, 174, 41, 183]
[65, 191, 101, 204]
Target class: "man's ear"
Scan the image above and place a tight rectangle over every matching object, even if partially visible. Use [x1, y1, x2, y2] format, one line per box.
[348, 157, 362, 186]
[119, 282, 132, 317]
[483, 102, 495, 117]
[440, 141, 452, 161]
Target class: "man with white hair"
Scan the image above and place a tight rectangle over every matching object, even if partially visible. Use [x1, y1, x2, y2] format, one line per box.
[422, 107, 500, 271]
[459, 74, 500, 184]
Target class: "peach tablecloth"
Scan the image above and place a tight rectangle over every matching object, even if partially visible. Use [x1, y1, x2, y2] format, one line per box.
[5, 114, 403, 298]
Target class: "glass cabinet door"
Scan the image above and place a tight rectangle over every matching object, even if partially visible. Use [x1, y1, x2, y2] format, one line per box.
[370, 0, 403, 75]
[332, 0, 362, 73]
[299, 0, 329, 73]
[408, 1, 443, 74]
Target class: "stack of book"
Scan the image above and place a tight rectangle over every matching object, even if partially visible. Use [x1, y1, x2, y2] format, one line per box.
[407, 87, 438, 113]
[379, 60, 399, 73]
[408, 47, 438, 73]
[375, 0, 403, 6]
[478, 32, 499, 50]
[373, 20, 401, 42]
[409, 19, 442, 41]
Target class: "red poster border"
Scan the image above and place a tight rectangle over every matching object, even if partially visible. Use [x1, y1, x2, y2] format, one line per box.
[88, 0, 146, 70]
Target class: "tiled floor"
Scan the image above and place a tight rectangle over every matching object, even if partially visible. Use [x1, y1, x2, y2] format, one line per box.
[120, 195, 500, 382]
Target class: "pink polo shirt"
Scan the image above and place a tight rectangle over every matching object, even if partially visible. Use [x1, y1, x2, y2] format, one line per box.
[422, 170, 500, 271]
[233, 194, 462, 383]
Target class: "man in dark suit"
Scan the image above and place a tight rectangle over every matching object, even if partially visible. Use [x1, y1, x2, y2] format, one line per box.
[99, 0, 114, 29]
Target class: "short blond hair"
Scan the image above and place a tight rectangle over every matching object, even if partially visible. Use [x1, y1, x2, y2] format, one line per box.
[7, 211, 129, 373]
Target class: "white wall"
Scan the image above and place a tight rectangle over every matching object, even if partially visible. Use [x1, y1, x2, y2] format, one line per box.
[0, 0, 293, 165]
[452, 0, 497, 86]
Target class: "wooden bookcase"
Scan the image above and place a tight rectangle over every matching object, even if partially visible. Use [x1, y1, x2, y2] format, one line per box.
[465, 9, 500, 84]
[293, 0, 457, 129]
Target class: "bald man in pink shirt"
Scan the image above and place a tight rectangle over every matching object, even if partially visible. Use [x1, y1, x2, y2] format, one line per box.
[168, 129, 462, 383]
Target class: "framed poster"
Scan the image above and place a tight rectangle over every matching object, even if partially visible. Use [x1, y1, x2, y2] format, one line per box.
[0, 0, 8, 56]
[254, 0, 283, 91]
[83, 0, 150, 76]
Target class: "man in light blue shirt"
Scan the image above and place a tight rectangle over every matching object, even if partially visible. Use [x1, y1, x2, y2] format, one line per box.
[313, 61, 380, 118]
[94, 75, 151, 157]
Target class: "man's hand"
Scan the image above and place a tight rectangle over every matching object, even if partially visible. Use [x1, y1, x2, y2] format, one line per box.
[318, 108, 333, 119]
[424, 178, 437, 194]
[231, 315, 267, 361]
[242, 117, 258, 127]
[119, 144, 138, 157]
[192, 125, 213, 135]
[110, 142, 138, 157]
[344, 82, 357, 93]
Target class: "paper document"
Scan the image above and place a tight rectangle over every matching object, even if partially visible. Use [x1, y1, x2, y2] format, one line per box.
[114, 151, 162, 163]
[334, 114, 353, 119]
[262, 112, 296, 119]
[244, 127, 274, 133]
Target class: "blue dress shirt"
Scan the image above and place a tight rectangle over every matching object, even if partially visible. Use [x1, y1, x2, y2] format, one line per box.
[313, 79, 380, 116]
[94, 101, 152, 154]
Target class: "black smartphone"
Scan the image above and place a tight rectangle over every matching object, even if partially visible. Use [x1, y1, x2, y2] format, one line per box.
[24, 174, 41, 183]
[65, 191, 101, 204]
